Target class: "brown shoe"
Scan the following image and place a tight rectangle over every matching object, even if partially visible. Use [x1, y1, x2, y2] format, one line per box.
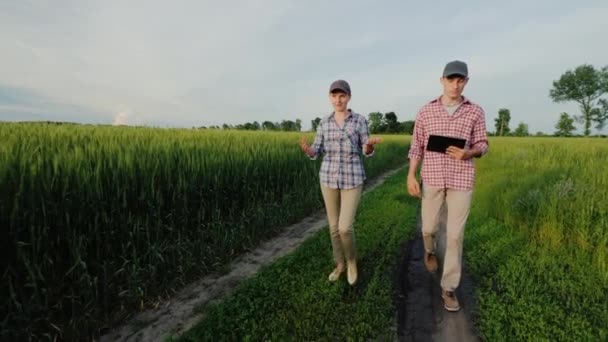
[442, 290, 460, 312]
[424, 253, 438, 273]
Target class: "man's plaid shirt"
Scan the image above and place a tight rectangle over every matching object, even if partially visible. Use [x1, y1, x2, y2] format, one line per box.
[408, 96, 489, 191]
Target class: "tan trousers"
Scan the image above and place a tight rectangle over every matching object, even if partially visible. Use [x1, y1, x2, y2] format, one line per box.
[320, 184, 363, 264]
[421, 185, 473, 291]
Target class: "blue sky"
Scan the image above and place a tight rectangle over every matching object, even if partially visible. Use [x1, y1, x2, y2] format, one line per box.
[1, 1, 607, 133]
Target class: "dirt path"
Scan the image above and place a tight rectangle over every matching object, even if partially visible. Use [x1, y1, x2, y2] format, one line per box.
[100, 165, 406, 342]
[394, 205, 479, 341]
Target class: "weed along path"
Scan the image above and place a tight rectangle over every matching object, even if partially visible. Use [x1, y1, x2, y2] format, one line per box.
[101, 165, 406, 342]
[395, 206, 479, 341]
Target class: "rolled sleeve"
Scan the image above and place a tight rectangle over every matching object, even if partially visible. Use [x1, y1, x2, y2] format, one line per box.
[309, 124, 324, 160]
[358, 117, 374, 158]
[471, 110, 489, 156]
[407, 111, 425, 160]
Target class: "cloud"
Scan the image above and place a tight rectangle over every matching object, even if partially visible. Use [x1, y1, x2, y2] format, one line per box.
[112, 112, 129, 126]
[0, 0, 607, 133]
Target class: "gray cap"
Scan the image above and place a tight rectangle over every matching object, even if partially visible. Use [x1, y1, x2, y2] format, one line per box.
[329, 79, 351, 95]
[443, 60, 468, 77]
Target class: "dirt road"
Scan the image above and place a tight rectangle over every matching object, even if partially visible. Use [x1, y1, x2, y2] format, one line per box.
[395, 206, 479, 341]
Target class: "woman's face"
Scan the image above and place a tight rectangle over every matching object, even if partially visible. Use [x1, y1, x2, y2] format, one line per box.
[329, 91, 350, 112]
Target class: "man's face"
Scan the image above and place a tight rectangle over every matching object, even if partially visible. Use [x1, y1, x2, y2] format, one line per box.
[441, 75, 469, 99]
[329, 91, 350, 112]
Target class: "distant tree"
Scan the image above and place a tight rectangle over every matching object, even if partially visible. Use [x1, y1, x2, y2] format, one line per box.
[368, 112, 384, 133]
[550, 64, 608, 135]
[311, 117, 322, 131]
[494, 108, 511, 136]
[222, 123, 232, 130]
[554, 112, 576, 137]
[401, 120, 415, 135]
[252, 121, 261, 130]
[262, 121, 276, 130]
[280, 120, 298, 131]
[513, 122, 529, 136]
[535, 131, 545, 136]
[295, 119, 302, 132]
[383, 112, 400, 133]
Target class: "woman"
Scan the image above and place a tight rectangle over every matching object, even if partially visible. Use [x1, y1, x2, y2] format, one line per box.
[299, 79, 381, 285]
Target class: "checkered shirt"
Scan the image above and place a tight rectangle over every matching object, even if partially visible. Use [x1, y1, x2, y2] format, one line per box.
[310, 110, 373, 189]
[408, 96, 489, 190]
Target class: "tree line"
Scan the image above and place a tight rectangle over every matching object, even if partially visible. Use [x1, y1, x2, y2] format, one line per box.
[201, 63, 607, 137]
[199, 113, 415, 134]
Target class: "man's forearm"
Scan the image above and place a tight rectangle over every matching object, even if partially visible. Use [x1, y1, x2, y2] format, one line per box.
[408, 158, 420, 177]
[467, 147, 483, 159]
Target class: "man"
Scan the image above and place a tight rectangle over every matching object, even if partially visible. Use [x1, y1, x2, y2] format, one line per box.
[406, 60, 489, 311]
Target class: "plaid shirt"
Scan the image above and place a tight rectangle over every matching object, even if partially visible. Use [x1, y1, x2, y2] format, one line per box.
[310, 110, 373, 189]
[408, 96, 489, 191]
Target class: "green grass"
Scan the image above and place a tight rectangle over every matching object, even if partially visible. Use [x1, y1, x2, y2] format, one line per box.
[464, 137, 608, 341]
[174, 167, 419, 341]
[0, 122, 409, 341]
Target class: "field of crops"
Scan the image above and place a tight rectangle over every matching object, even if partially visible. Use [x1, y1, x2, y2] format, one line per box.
[0, 122, 409, 340]
[3, 123, 606, 341]
[465, 137, 607, 340]
[175, 136, 607, 341]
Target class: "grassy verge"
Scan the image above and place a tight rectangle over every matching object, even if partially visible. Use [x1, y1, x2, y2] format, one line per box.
[173, 168, 418, 341]
[464, 137, 608, 341]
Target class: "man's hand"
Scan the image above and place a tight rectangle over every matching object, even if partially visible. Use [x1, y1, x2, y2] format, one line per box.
[299, 136, 314, 157]
[407, 174, 421, 198]
[446, 146, 472, 160]
[364, 136, 382, 154]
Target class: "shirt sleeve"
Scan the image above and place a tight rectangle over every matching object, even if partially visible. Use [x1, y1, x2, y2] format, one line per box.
[470, 108, 489, 156]
[358, 116, 374, 158]
[407, 110, 425, 160]
[309, 121, 324, 160]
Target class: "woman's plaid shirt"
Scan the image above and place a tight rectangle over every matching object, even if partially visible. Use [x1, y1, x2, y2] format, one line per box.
[310, 110, 374, 190]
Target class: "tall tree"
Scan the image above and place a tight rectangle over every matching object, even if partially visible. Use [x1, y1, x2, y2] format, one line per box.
[494, 108, 511, 136]
[554, 112, 576, 137]
[513, 122, 529, 137]
[549, 64, 608, 136]
[368, 112, 384, 133]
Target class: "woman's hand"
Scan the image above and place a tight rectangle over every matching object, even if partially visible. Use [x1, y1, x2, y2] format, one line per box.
[364, 136, 382, 154]
[299, 136, 314, 157]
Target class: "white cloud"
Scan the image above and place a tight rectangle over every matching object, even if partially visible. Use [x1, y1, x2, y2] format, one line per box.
[0, 0, 607, 133]
[112, 112, 128, 126]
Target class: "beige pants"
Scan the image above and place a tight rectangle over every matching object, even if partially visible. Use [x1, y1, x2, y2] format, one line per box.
[421, 185, 473, 291]
[320, 184, 363, 264]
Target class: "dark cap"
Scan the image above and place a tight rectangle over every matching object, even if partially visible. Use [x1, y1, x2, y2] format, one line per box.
[443, 60, 468, 78]
[329, 79, 351, 95]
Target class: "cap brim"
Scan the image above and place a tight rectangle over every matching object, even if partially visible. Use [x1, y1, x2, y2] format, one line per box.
[444, 72, 467, 77]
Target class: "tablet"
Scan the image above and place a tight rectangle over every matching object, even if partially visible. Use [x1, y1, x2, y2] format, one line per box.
[426, 135, 466, 153]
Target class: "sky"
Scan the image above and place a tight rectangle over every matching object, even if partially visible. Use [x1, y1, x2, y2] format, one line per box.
[1, 1, 607, 133]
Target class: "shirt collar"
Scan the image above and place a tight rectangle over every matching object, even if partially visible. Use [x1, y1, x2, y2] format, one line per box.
[329, 109, 354, 120]
[430, 96, 471, 105]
